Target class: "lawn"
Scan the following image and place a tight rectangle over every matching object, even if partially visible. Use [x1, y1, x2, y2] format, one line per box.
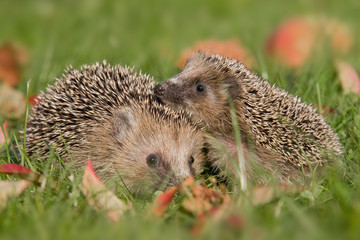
[1, 0, 360, 239]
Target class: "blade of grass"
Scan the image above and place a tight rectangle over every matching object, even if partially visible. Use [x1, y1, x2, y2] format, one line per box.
[228, 97, 247, 191]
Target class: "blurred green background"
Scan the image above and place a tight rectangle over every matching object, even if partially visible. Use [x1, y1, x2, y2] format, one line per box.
[1, 1, 360, 239]
[1, 0, 359, 94]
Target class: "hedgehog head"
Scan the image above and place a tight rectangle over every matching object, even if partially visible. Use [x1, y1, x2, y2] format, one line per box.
[76, 103, 205, 197]
[154, 52, 251, 126]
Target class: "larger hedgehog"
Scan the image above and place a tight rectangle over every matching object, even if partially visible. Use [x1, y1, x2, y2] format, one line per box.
[26, 62, 205, 197]
[154, 52, 342, 183]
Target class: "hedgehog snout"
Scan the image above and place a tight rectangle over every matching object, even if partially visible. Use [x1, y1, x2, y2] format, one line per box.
[169, 173, 192, 186]
[154, 83, 165, 96]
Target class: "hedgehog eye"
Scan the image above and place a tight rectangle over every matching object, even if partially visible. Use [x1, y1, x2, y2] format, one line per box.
[146, 154, 160, 168]
[189, 156, 194, 165]
[196, 84, 206, 93]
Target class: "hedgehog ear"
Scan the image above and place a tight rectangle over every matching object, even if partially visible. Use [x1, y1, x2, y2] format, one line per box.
[224, 77, 240, 99]
[113, 108, 137, 142]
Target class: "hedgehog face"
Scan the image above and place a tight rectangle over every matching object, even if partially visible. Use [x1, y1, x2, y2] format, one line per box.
[84, 107, 205, 198]
[154, 53, 241, 126]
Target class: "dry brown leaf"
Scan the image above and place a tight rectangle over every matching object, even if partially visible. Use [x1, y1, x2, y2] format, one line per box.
[335, 60, 360, 94]
[249, 184, 305, 205]
[81, 160, 131, 222]
[177, 39, 254, 69]
[180, 179, 230, 216]
[0, 180, 30, 210]
[0, 83, 26, 119]
[0, 42, 28, 87]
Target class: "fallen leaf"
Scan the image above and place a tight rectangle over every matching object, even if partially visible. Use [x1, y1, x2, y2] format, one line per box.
[0, 42, 28, 87]
[153, 187, 178, 217]
[0, 163, 35, 174]
[181, 182, 230, 215]
[178, 39, 254, 69]
[0, 180, 30, 210]
[335, 60, 360, 94]
[266, 17, 318, 68]
[81, 160, 130, 222]
[0, 163, 42, 183]
[0, 83, 26, 119]
[249, 183, 304, 205]
[0, 121, 8, 146]
[28, 94, 40, 106]
[324, 19, 353, 54]
[266, 17, 354, 68]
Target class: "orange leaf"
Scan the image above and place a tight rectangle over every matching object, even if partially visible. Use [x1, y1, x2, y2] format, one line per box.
[0, 42, 27, 87]
[266, 17, 318, 68]
[325, 19, 353, 54]
[177, 39, 253, 69]
[335, 60, 360, 94]
[81, 160, 130, 221]
[180, 179, 230, 216]
[153, 187, 178, 217]
[267, 17, 354, 68]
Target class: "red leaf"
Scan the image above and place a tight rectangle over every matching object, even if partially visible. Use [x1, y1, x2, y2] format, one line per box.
[153, 187, 178, 217]
[81, 160, 130, 222]
[28, 94, 40, 106]
[0, 163, 41, 184]
[0, 163, 35, 174]
[266, 17, 318, 68]
[267, 17, 354, 68]
[0, 121, 8, 146]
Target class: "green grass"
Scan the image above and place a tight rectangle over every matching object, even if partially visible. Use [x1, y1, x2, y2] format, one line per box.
[1, 0, 360, 239]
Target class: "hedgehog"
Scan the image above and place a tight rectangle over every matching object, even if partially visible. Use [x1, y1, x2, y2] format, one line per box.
[154, 52, 343, 183]
[25, 62, 205, 197]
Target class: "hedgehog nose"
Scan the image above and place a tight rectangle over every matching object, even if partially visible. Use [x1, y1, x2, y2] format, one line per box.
[154, 83, 165, 96]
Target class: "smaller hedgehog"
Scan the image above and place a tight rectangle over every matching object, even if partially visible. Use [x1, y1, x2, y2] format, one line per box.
[25, 62, 205, 197]
[154, 52, 343, 183]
